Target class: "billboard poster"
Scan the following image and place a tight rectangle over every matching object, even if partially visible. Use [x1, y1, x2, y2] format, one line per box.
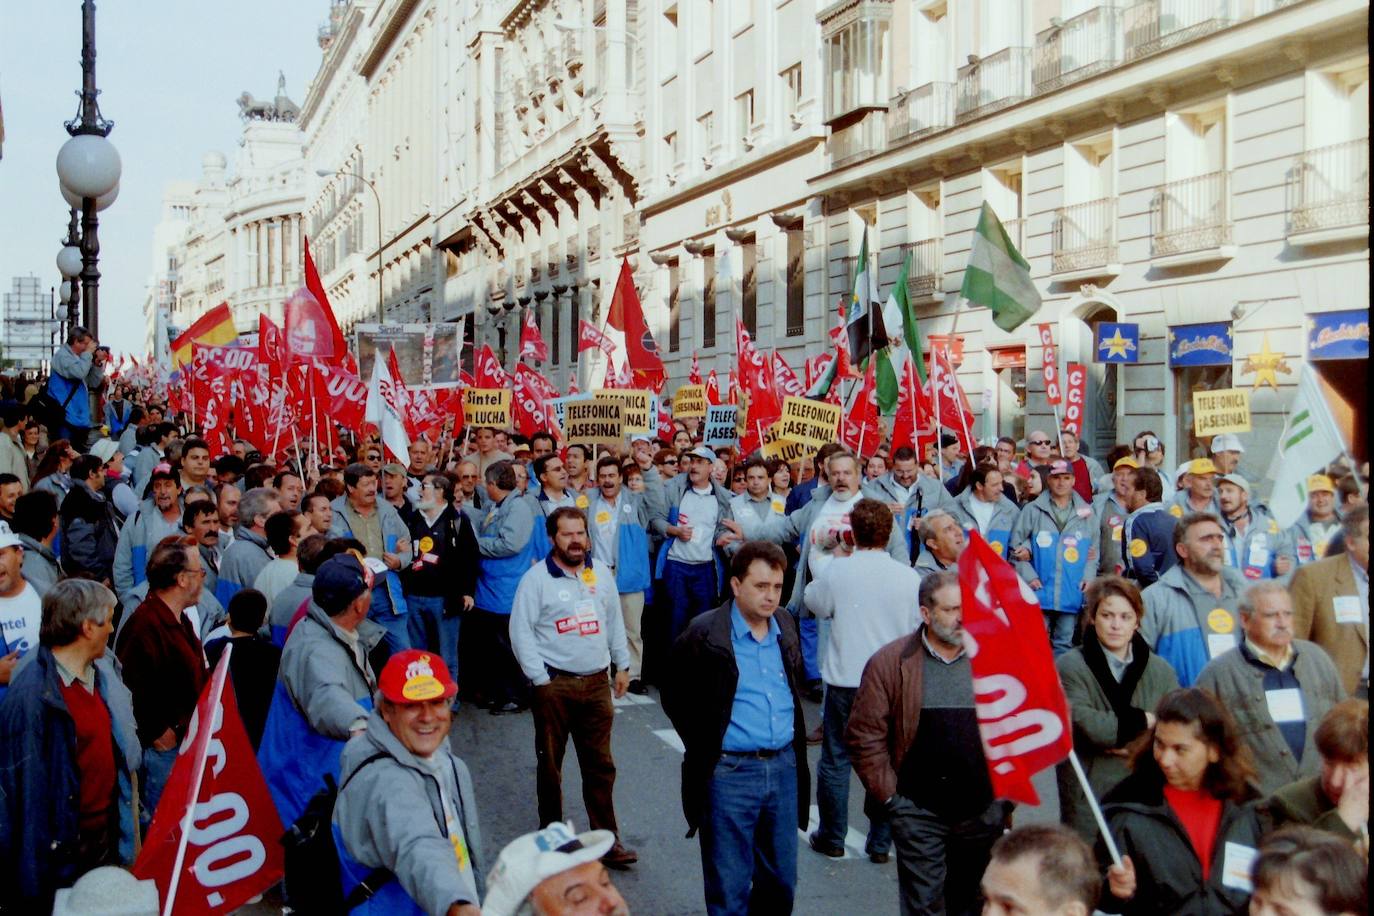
[355, 321, 465, 388]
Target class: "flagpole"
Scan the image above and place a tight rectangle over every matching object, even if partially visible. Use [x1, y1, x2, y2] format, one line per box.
[1067, 748, 1123, 868]
[932, 344, 945, 482]
[162, 646, 233, 916]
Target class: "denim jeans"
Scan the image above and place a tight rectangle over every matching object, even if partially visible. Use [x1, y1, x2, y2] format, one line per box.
[1043, 610, 1078, 658]
[799, 618, 821, 683]
[368, 583, 411, 659]
[140, 745, 178, 831]
[888, 796, 1007, 916]
[700, 746, 798, 916]
[406, 594, 459, 704]
[815, 685, 890, 854]
[664, 559, 718, 645]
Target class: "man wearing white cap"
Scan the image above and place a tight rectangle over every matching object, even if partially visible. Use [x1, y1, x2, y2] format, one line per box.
[483, 821, 629, 916]
[1216, 473, 1294, 581]
[1209, 432, 1245, 476]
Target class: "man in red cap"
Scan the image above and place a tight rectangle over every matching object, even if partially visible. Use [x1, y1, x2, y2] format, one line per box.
[334, 648, 484, 915]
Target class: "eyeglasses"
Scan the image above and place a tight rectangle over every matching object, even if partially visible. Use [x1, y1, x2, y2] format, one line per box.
[1029, 439, 1052, 446]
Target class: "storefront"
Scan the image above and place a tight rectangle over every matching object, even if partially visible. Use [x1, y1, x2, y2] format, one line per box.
[1307, 309, 1369, 461]
[1169, 322, 1234, 461]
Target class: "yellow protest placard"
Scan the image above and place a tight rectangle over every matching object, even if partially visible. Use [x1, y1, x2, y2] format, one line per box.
[761, 422, 816, 463]
[775, 396, 842, 449]
[463, 389, 512, 429]
[672, 384, 707, 419]
[1192, 388, 1252, 436]
[565, 397, 627, 445]
[592, 389, 653, 434]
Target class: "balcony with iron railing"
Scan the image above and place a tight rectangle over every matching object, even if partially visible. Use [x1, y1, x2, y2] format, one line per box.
[830, 110, 888, 167]
[1151, 170, 1234, 263]
[887, 82, 956, 144]
[1034, 5, 1124, 94]
[901, 238, 944, 301]
[1124, 0, 1232, 62]
[956, 47, 1033, 123]
[1289, 138, 1370, 243]
[1052, 198, 1120, 275]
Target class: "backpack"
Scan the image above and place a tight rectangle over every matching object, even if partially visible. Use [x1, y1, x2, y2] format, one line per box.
[281, 753, 393, 913]
[31, 378, 82, 436]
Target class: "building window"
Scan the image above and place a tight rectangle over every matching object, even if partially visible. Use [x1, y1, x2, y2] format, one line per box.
[697, 112, 715, 160]
[568, 294, 580, 365]
[821, 3, 892, 123]
[782, 64, 803, 123]
[735, 91, 755, 148]
[663, 131, 678, 165]
[692, 0, 714, 59]
[982, 159, 1025, 250]
[1176, 365, 1232, 460]
[551, 297, 561, 366]
[786, 228, 804, 337]
[668, 259, 681, 352]
[702, 250, 716, 349]
[741, 241, 757, 337]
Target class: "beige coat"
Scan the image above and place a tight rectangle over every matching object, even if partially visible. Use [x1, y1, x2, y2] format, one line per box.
[1291, 554, 1368, 695]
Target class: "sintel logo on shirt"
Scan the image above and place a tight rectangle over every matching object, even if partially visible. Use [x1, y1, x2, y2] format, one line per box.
[418, 536, 434, 554]
[1207, 608, 1234, 634]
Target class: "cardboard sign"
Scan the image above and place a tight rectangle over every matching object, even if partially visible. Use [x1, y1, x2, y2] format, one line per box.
[774, 396, 842, 449]
[673, 384, 707, 418]
[565, 397, 627, 445]
[761, 423, 817, 463]
[463, 388, 512, 429]
[544, 392, 591, 433]
[592, 389, 653, 434]
[703, 404, 739, 448]
[1192, 388, 1252, 436]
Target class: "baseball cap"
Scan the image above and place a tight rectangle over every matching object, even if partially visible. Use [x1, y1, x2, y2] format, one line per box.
[1209, 433, 1245, 454]
[1188, 457, 1218, 476]
[0, 520, 22, 551]
[382, 462, 408, 477]
[630, 434, 653, 445]
[1112, 456, 1140, 471]
[312, 554, 373, 614]
[482, 822, 617, 916]
[1216, 473, 1250, 496]
[378, 649, 458, 704]
[149, 462, 177, 482]
[1307, 474, 1336, 494]
[1048, 459, 1074, 476]
[687, 445, 717, 462]
[88, 439, 119, 465]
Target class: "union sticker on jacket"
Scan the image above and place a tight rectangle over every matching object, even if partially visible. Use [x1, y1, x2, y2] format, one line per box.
[555, 598, 601, 636]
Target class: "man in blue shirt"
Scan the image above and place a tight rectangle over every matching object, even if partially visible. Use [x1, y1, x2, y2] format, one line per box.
[663, 541, 810, 916]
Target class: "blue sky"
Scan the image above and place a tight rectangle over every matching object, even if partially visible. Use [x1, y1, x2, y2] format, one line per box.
[0, 1, 324, 356]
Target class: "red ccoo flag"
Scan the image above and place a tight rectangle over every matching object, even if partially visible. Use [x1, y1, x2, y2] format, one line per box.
[302, 236, 349, 362]
[133, 649, 284, 914]
[520, 308, 549, 362]
[605, 257, 665, 392]
[577, 319, 616, 359]
[957, 530, 1073, 805]
[689, 351, 702, 385]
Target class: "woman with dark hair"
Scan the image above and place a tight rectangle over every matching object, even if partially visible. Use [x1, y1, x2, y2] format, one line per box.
[1055, 576, 1179, 843]
[768, 458, 792, 502]
[32, 438, 76, 505]
[1099, 687, 1264, 914]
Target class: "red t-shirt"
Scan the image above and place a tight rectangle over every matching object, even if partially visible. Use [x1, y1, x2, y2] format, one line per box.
[1163, 784, 1223, 880]
[60, 677, 117, 837]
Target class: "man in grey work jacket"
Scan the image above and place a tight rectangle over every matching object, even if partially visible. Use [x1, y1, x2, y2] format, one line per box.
[509, 506, 639, 870]
[329, 464, 413, 658]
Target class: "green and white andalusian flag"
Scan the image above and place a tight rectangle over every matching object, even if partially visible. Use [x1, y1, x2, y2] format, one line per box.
[875, 252, 927, 415]
[961, 202, 1041, 331]
[846, 233, 886, 366]
[1267, 364, 1346, 527]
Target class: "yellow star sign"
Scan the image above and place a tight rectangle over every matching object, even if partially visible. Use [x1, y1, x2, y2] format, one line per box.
[1241, 334, 1291, 390]
[1099, 327, 1135, 359]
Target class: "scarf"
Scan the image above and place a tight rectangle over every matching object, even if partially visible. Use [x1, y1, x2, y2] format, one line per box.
[1081, 628, 1152, 748]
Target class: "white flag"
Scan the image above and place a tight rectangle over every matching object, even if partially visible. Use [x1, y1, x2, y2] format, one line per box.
[365, 345, 411, 464]
[1266, 364, 1346, 527]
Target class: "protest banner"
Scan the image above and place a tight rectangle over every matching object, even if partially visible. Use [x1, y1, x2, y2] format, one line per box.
[761, 422, 816, 463]
[673, 384, 707, 418]
[774, 396, 842, 449]
[592, 388, 653, 435]
[355, 322, 465, 388]
[1192, 388, 1252, 436]
[703, 404, 739, 448]
[463, 388, 512, 428]
[1062, 363, 1087, 436]
[565, 397, 627, 445]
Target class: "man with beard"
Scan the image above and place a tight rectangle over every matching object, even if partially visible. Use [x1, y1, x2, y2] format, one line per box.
[848, 570, 1012, 916]
[509, 507, 637, 869]
[112, 463, 183, 608]
[1216, 474, 1294, 581]
[1141, 512, 1249, 687]
[404, 474, 479, 705]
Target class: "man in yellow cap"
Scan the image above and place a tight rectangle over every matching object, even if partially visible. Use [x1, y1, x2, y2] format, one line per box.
[1293, 474, 1342, 566]
[1168, 457, 1219, 518]
[1095, 456, 1138, 574]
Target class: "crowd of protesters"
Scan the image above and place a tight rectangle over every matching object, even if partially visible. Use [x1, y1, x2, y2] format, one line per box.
[0, 325, 1367, 915]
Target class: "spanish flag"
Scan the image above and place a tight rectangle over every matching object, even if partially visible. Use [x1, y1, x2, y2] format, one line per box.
[171, 301, 238, 369]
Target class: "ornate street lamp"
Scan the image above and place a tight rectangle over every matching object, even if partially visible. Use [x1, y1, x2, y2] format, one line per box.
[54, 0, 120, 338]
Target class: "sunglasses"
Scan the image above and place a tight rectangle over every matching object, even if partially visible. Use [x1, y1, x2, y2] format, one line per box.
[661, 458, 678, 465]
[1029, 439, 1052, 446]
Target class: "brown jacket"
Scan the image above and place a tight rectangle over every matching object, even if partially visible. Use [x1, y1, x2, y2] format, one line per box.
[1291, 554, 1368, 695]
[845, 629, 926, 805]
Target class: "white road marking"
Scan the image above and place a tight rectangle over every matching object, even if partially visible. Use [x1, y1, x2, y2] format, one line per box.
[612, 692, 657, 708]
[800, 805, 875, 861]
[652, 728, 685, 753]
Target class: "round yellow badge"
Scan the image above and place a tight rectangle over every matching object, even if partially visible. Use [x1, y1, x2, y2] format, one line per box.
[991, 541, 1004, 555]
[1169, 504, 1183, 518]
[771, 499, 785, 514]
[580, 567, 597, 586]
[1129, 538, 1149, 559]
[1063, 547, 1080, 563]
[1268, 519, 1279, 535]
[595, 511, 611, 525]
[418, 536, 434, 554]
[575, 494, 589, 509]
[1207, 608, 1234, 634]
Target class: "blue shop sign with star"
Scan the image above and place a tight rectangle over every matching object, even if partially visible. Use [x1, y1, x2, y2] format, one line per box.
[1307, 310, 1369, 361]
[1095, 322, 1140, 363]
[1169, 322, 1233, 367]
